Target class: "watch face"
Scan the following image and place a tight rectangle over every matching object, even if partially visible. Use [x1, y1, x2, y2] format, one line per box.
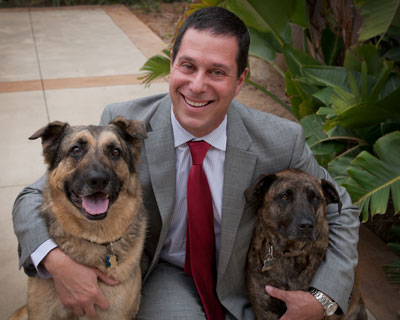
[326, 303, 338, 316]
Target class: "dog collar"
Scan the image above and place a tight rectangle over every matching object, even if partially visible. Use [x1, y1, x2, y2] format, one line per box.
[84, 237, 122, 270]
[262, 241, 309, 272]
[84, 236, 122, 246]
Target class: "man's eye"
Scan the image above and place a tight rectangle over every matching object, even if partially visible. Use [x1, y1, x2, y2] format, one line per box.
[182, 63, 193, 70]
[212, 69, 224, 76]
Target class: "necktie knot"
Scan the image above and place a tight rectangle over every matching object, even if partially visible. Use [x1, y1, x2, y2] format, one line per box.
[188, 141, 210, 165]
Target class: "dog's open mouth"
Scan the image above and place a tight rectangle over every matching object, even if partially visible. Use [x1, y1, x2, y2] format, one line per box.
[69, 190, 116, 220]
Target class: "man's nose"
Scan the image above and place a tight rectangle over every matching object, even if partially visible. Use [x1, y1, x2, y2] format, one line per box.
[189, 71, 207, 94]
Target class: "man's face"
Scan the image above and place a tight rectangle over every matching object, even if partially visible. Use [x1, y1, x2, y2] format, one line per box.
[169, 28, 248, 137]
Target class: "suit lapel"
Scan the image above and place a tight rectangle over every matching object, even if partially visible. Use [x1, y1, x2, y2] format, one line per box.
[144, 97, 176, 264]
[217, 104, 258, 280]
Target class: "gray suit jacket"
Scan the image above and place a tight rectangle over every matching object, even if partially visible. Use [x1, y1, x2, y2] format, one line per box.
[13, 93, 360, 318]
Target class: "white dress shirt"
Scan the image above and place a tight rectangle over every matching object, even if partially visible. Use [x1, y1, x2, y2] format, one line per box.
[159, 109, 227, 268]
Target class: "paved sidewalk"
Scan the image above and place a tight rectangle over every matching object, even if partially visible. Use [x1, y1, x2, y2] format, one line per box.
[0, 5, 168, 319]
[0, 5, 395, 320]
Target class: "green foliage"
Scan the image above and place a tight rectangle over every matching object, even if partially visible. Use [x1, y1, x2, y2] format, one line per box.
[344, 132, 400, 221]
[382, 225, 400, 284]
[383, 261, 400, 284]
[354, 0, 400, 42]
[139, 49, 171, 86]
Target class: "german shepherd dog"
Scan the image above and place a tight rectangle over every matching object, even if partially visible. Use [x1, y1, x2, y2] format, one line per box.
[245, 169, 366, 320]
[10, 117, 147, 320]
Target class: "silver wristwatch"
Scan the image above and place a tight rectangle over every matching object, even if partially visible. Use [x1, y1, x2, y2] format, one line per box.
[309, 288, 338, 316]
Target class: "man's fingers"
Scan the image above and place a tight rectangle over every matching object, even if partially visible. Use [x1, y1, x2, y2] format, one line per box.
[72, 306, 85, 318]
[266, 285, 287, 302]
[95, 268, 119, 286]
[85, 303, 98, 318]
[94, 290, 110, 311]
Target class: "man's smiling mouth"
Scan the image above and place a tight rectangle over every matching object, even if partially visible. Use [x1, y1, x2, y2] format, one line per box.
[183, 94, 213, 107]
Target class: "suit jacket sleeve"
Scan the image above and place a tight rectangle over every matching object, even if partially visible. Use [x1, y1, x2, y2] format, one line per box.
[12, 174, 49, 275]
[290, 124, 360, 313]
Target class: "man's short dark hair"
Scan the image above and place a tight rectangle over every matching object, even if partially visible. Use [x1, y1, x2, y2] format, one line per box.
[171, 6, 250, 77]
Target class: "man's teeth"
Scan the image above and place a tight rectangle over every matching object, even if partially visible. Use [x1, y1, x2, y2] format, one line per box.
[186, 97, 208, 107]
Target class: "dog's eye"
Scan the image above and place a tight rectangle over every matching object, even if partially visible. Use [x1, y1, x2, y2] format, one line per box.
[280, 193, 289, 201]
[111, 148, 121, 157]
[70, 146, 81, 155]
[312, 195, 320, 203]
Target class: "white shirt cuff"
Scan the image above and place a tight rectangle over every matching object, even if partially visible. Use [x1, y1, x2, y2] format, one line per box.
[31, 239, 58, 278]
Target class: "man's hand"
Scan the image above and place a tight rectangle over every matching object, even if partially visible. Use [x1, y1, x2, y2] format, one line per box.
[42, 248, 119, 318]
[265, 285, 324, 320]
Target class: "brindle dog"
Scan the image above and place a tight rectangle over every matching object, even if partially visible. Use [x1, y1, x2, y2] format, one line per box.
[10, 117, 147, 320]
[245, 169, 367, 320]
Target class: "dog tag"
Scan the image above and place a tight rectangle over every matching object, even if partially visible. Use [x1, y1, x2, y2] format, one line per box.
[262, 258, 276, 272]
[262, 245, 276, 272]
[106, 253, 118, 270]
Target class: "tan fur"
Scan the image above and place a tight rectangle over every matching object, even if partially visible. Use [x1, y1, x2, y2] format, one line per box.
[10, 117, 147, 320]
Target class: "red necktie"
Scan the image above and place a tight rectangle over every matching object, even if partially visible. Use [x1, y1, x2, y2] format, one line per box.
[185, 141, 225, 320]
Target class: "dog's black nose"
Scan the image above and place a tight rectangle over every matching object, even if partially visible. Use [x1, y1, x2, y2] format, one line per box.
[298, 218, 314, 231]
[87, 171, 110, 189]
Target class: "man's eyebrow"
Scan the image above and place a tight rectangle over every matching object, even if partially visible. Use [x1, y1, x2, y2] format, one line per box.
[177, 56, 195, 63]
[177, 56, 231, 71]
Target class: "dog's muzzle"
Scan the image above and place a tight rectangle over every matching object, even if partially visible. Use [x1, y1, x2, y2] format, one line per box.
[67, 169, 120, 221]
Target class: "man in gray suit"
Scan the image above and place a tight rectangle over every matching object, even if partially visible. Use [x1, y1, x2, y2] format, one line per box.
[13, 7, 360, 320]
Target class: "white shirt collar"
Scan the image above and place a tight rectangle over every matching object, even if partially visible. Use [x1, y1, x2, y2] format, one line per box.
[171, 107, 227, 151]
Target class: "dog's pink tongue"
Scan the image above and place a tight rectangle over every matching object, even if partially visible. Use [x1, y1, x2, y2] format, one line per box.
[82, 193, 109, 215]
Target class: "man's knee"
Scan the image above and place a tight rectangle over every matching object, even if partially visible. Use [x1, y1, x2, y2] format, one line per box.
[137, 262, 206, 319]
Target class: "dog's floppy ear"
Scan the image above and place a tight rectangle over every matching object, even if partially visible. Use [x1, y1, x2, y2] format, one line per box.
[29, 121, 70, 168]
[245, 174, 278, 207]
[111, 116, 147, 146]
[321, 179, 342, 214]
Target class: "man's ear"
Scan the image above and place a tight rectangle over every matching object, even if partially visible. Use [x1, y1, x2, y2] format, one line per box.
[235, 67, 249, 97]
[170, 49, 175, 69]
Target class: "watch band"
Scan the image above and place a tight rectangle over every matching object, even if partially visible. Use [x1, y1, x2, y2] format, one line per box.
[309, 288, 338, 316]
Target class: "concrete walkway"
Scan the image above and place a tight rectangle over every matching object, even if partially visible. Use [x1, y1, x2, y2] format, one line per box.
[0, 5, 168, 319]
[0, 5, 397, 320]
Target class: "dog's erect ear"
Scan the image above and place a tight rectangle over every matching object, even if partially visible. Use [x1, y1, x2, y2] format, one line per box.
[29, 121, 70, 168]
[321, 179, 342, 214]
[245, 174, 278, 207]
[111, 116, 147, 146]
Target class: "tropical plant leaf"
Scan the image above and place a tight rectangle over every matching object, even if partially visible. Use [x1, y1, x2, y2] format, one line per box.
[344, 131, 400, 221]
[328, 145, 366, 184]
[283, 45, 322, 77]
[226, 0, 282, 35]
[248, 28, 278, 62]
[287, 0, 307, 28]
[391, 225, 400, 237]
[344, 44, 383, 77]
[388, 243, 400, 256]
[382, 260, 400, 284]
[301, 114, 361, 168]
[139, 49, 171, 86]
[226, 0, 301, 45]
[321, 25, 343, 66]
[354, 0, 400, 42]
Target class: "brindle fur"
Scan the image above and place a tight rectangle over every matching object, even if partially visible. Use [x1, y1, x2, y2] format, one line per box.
[10, 117, 147, 320]
[245, 169, 367, 320]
